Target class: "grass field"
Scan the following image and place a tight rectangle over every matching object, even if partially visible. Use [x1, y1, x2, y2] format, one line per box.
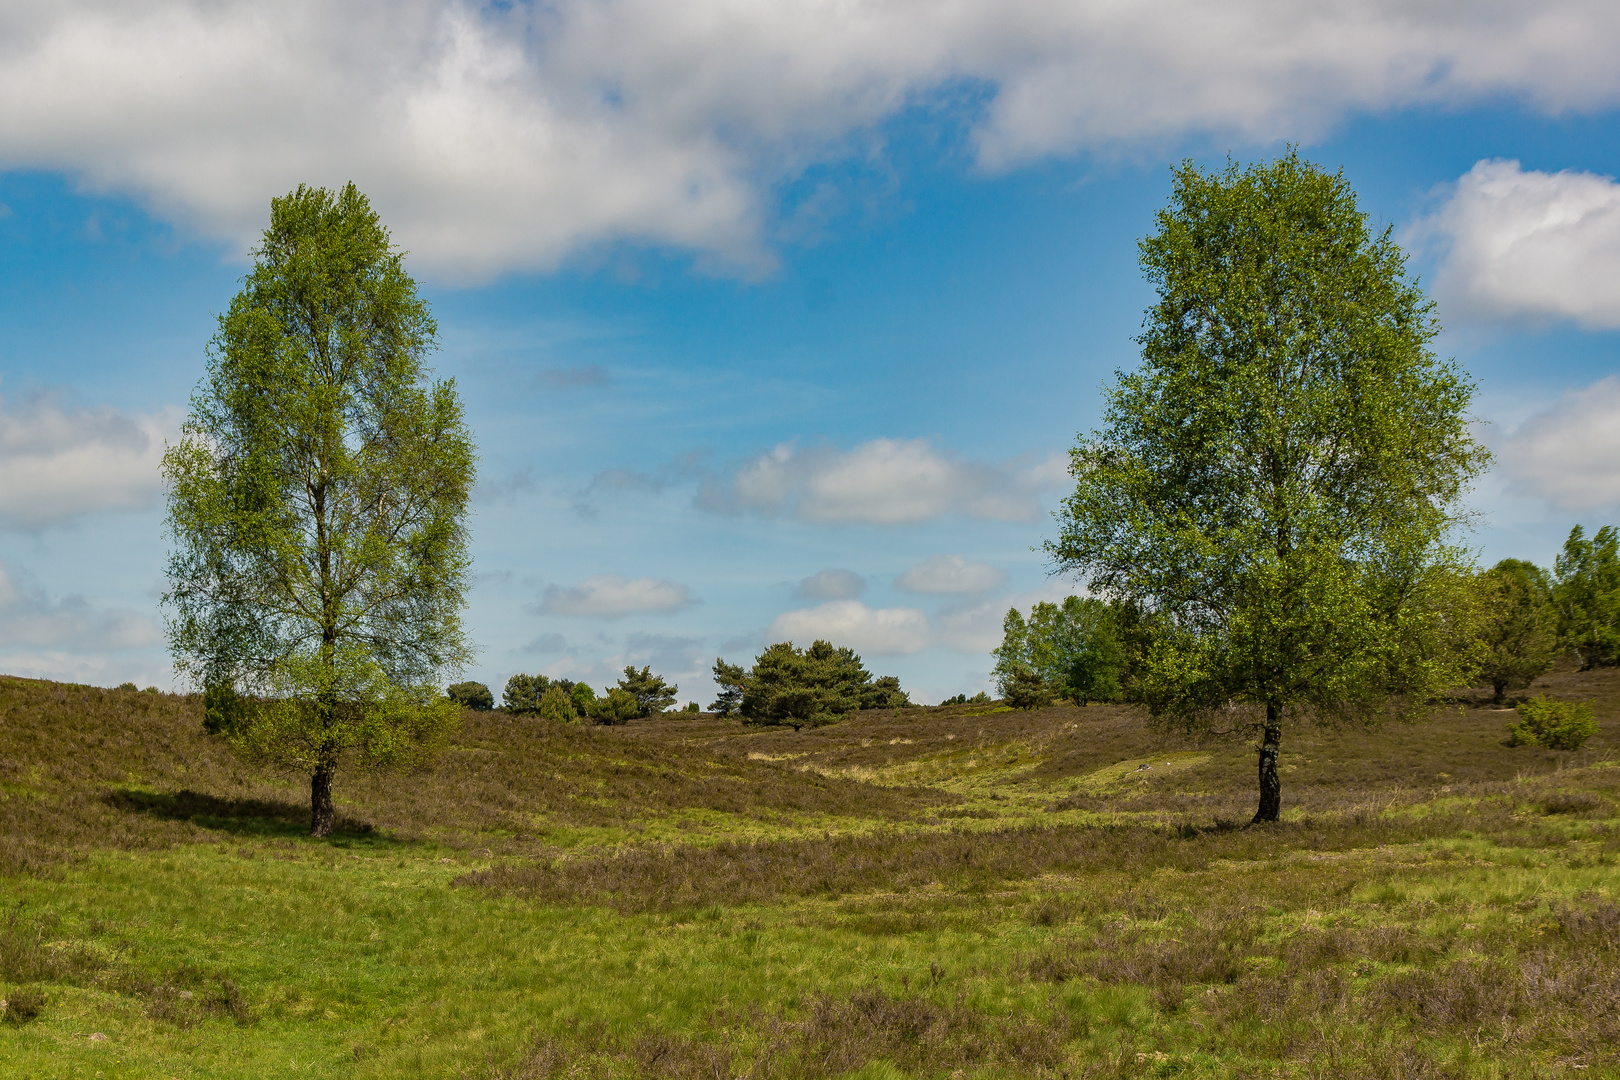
[2, 670, 1618, 1078]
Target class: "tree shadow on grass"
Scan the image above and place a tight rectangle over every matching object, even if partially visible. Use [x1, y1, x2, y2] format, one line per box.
[105, 788, 399, 847]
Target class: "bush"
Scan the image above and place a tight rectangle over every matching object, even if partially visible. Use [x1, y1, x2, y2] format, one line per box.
[615, 666, 678, 717]
[1003, 666, 1054, 710]
[503, 673, 545, 713]
[537, 684, 578, 724]
[711, 641, 909, 728]
[1508, 697, 1598, 751]
[684, 702, 700, 713]
[3, 986, 45, 1024]
[589, 688, 639, 725]
[446, 682, 494, 710]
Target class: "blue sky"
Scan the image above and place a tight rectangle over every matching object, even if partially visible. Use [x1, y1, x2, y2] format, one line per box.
[1, 1, 1618, 703]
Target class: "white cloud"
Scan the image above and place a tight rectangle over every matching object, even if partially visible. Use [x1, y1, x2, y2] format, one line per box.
[895, 554, 1005, 595]
[705, 439, 1061, 525]
[1413, 160, 1620, 328]
[0, 397, 179, 530]
[769, 600, 929, 656]
[1495, 376, 1620, 511]
[931, 579, 1080, 654]
[0, 562, 161, 651]
[5, 2, 1620, 279]
[794, 568, 865, 600]
[536, 574, 697, 618]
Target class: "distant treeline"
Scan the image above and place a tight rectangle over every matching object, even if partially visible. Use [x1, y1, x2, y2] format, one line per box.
[447, 638, 911, 728]
[990, 523, 1620, 710]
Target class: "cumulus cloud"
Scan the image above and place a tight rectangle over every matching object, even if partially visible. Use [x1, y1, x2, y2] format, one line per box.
[0, 397, 179, 529]
[703, 439, 1062, 525]
[794, 569, 865, 600]
[1414, 160, 1620, 328]
[895, 554, 1005, 595]
[931, 579, 1080, 654]
[5, 2, 1620, 279]
[768, 600, 929, 656]
[1495, 376, 1620, 511]
[536, 575, 697, 618]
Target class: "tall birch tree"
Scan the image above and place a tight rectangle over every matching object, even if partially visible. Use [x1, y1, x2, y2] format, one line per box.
[163, 183, 475, 836]
[1049, 152, 1487, 822]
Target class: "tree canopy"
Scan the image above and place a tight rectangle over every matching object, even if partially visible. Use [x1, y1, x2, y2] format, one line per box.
[1477, 559, 1559, 704]
[711, 641, 909, 728]
[615, 666, 679, 717]
[163, 182, 475, 837]
[1553, 525, 1620, 670]
[992, 596, 1126, 707]
[1048, 151, 1488, 822]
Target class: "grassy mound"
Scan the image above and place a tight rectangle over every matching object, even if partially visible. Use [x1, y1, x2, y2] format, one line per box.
[1, 671, 1617, 1077]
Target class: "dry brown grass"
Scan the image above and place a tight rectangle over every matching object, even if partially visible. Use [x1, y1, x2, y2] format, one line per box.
[488, 987, 1085, 1080]
[0, 676, 955, 875]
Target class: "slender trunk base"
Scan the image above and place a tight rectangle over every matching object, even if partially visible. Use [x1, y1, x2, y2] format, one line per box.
[1252, 707, 1282, 824]
[310, 765, 335, 837]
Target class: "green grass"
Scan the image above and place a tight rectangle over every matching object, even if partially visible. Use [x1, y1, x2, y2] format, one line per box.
[2, 670, 1619, 1077]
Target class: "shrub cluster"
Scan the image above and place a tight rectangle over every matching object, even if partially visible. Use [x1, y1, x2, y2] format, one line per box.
[939, 691, 991, 706]
[490, 667, 677, 725]
[710, 640, 909, 728]
[1508, 697, 1598, 751]
[446, 682, 494, 710]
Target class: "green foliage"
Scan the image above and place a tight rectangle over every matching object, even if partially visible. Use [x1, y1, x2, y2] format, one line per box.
[1477, 559, 1560, 703]
[569, 682, 597, 713]
[537, 684, 579, 724]
[116, 681, 137, 692]
[1507, 697, 1598, 751]
[161, 182, 473, 835]
[862, 675, 912, 710]
[684, 702, 701, 713]
[589, 687, 640, 725]
[1047, 152, 1488, 820]
[1002, 666, 1055, 710]
[447, 682, 494, 710]
[709, 659, 747, 715]
[991, 596, 1125, 705]
[713, 640, 906, 728]
[2, 985, 45, 1025]
[1554, 525, 1620, 669]
[503, 674, 544, 713]
[615, 666, 678, 717]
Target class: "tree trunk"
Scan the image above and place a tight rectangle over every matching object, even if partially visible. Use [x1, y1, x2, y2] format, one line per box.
[1252, 704, 1282, 824]
[1493, 680, 1507, 706]
[310, 764, 335, 837]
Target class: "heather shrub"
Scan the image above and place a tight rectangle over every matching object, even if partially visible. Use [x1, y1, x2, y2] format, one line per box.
[1508, 697, 1597, 750]
[2, 986, 45, 1025]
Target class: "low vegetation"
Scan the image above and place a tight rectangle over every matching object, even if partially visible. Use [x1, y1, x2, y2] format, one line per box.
[2, 666, 1618, 1077]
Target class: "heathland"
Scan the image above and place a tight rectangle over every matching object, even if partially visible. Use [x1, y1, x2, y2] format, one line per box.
[1, 670, 1617, 1078]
